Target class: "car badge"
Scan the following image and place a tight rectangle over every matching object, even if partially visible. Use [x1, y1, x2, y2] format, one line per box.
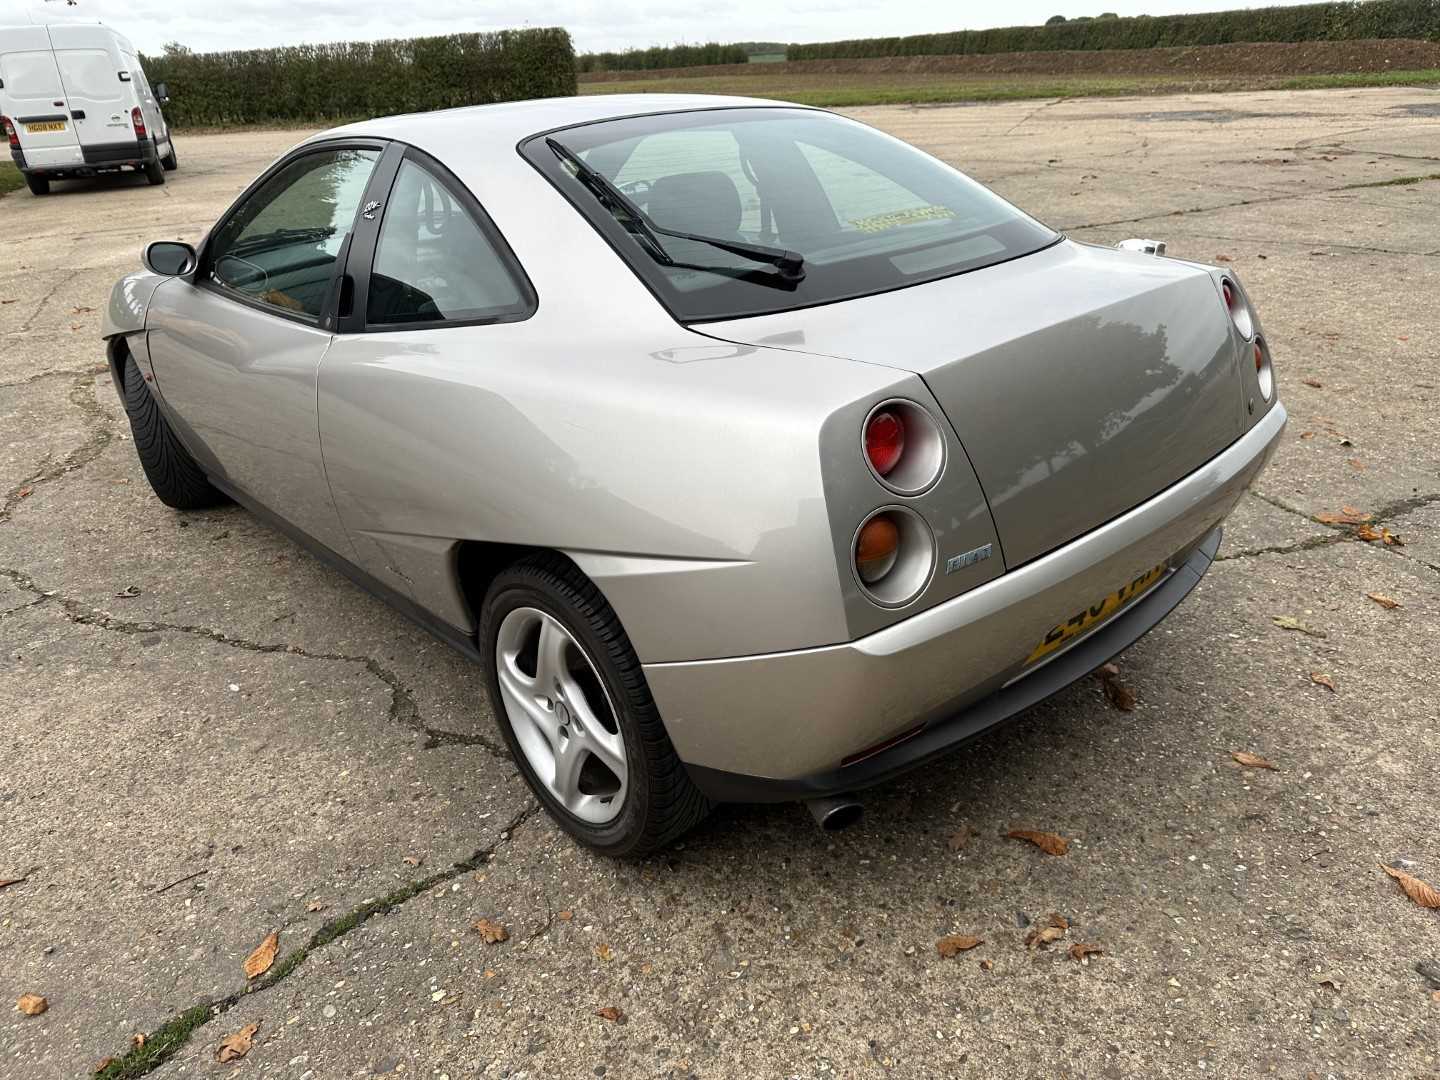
[945, 543, 993, 574]
[362, 200, 381, 220]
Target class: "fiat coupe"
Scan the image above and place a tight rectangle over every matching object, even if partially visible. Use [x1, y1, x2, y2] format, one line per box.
[102, 95, 1285, 854]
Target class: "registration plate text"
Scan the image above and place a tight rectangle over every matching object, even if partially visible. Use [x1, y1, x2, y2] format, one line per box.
[1025, 563, 1168, 665]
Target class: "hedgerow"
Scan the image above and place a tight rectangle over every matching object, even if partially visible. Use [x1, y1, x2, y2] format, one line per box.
[785, 0, 1440, 60]
[143, 28, 576, 128]
[576, 43, 749, 72]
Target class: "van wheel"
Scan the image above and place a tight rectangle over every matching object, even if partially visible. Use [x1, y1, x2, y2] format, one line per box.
[120, 355, 224, 509]
[25, 174, 49, 196]
[161, 143, 177, 171]
[144, 159, 165, 186]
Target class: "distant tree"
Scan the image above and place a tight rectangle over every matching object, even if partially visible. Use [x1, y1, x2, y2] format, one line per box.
[1072, 14, 1093, 20]
[1097, 11, 1120, 17]
[162, 41, 193, 57]
[1045, 14, 1067, 24]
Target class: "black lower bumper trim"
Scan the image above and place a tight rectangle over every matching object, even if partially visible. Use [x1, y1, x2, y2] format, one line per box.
[685, 526, 1221, 803]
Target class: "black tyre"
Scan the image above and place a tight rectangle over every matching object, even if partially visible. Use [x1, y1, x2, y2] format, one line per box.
[25, 173, 49, 196]
[161, 142, 178, 171]
[480, 555, 710, 856]
[120, 356, 224, 510]
[144, 158, 165, 185]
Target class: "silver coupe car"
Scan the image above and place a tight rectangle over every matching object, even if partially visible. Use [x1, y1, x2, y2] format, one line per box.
[102, 94, 1285, 855]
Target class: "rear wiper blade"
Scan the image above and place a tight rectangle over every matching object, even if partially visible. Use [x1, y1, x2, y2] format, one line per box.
[230, 226, 336, 254]
[545, 137, 804, 282]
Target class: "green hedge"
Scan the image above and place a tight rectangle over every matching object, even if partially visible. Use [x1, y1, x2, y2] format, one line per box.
[143, 28, 576, 128]
[576, 43, 749, 72]
[786, 0, 1440, 59]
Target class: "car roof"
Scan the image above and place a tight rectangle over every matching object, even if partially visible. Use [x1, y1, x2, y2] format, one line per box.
[316, 94, 811, 155]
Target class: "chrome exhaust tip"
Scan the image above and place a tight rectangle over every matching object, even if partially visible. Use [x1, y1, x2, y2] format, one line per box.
[805, 794, 864, 832]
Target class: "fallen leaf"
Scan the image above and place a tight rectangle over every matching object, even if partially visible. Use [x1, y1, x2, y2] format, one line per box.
[0, 298, 16, 304]
[557, 909, 574, 921]
[16, 993, 47, 1016]
[114, 585, 141, 598]
[595, 1005, 626, 1023]
[1215, 254, 1232, 262]
[1381, 864, 1440, 909]
[471, 918, 509, 944]
[0, 877, 25, 890]
[215, 1021, 259, 1063]
[1356, 524, 1382, 542]
[72, 305, 95, 314]
[1231, 750, 1279, 770]
[946, 826, 975, 852]
[1047, 913, 1069, 929]
[1347, 458, 1366, 470]
[1310, 671, 1336, 693]
[242, 931, 279, 979]
[306, 900, 325, 912]
[1025, 925, 1065, 948]
[595, 942, 613, 962]
[1272, 615, 1326, 638]
[1069, 942, 1104, 961]
[131, 1033, 146, 1049]
[935, 934, 983, 957]
[1432, 990, 1440, 1004]
[402, 855, 421, 867]
[16, 485, 33, 499]
[1383, 529, 1404, 547]
[1301, 378, 1323, 388]
[1299, 430, 1315, 439]
[1101, 674, 1136, 712]
[1093, 662, 1119, 678]
[979, 958, 993, 971]
[94, 1058, 117, 1073]
[1366, 593, 1401, 610]
[1315, 509, 1371, 526]
[1007, 829, 1069, 856]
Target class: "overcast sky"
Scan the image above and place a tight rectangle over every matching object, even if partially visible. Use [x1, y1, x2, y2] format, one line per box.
[2, 0, 1328, 56]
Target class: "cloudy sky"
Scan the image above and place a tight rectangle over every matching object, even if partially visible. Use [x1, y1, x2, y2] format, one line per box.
[1, 0, 1325, 56]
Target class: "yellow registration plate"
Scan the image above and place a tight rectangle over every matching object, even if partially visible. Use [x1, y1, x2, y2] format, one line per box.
[1025, 563, 1169, 665]
[25, 120, 66, 133]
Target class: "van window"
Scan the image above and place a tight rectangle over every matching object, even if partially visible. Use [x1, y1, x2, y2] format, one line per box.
[56, 49, 119, 100]
[0, 51, 63, 98]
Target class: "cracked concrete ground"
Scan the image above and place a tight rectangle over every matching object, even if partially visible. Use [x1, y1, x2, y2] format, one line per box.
[1, 87, 1438, 1079]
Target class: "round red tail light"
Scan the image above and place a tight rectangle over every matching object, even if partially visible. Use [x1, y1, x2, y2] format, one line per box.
[855, 514, 900, 584]
[865, 409, 905, 477]
[1220, 277, 1254, 338]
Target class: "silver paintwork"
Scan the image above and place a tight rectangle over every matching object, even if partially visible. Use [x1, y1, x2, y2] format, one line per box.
[102, 94, 1285, 785]
[646, 402, 1286, 780]
[495, 606, 627, 823]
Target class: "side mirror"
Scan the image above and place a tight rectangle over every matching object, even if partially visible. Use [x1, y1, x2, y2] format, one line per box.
[154, 82, 170, 105]
[1116, 238, 1167, 256]
[144, 240, 196, 276]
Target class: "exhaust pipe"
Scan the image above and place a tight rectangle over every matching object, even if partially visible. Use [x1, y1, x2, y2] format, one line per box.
[805, 794, 864, 832]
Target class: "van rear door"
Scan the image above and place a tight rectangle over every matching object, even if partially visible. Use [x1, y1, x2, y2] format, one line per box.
[0, 27, 82, 169]
[47, 26, 135, 157]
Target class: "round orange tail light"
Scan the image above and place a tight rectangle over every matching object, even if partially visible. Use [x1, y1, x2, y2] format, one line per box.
[855, 514, 900, 584]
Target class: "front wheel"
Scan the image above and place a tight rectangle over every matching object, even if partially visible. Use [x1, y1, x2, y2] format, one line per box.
[120, 355, 225, 509]
[479, 556, 710, 856]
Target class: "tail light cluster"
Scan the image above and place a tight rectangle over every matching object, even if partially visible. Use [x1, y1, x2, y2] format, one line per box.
[131, 107, 146, 140]
[2, 116, 18, 149]
[853, 399, 945, 607]
[1221, 276, 1273, 402]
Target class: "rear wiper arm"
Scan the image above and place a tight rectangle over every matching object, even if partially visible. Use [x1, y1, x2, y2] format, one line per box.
[546, 137, 804, 282]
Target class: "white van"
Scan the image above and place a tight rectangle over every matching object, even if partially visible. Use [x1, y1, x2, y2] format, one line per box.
[1, 22, 176, 195]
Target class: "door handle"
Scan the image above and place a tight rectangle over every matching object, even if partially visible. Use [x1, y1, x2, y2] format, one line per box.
[71, 110, 86, 120]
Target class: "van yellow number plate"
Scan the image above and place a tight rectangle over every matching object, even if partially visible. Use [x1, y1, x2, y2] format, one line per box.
[1025, 563, 1168, 665]
[25, 121, 66, 133]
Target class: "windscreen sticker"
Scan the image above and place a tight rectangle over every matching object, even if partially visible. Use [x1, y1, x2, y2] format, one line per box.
[848, 205, 956, 234]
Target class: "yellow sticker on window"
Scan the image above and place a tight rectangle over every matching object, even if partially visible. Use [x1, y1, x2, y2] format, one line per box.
[848, 206, 956, 234]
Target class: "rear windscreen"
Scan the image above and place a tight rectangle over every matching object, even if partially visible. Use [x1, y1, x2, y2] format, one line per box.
[0, 51, 63, 98]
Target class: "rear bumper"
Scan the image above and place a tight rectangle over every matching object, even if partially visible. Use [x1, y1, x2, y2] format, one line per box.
[648, 401, 1287, 800]
[18, 137, 155, 176]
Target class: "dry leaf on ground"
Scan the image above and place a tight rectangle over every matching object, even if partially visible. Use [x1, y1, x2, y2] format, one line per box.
[1231, 750, 1279, 770]
[1381, 865, 1440, 909]
[1101, 674, 1136, 712]
[16, 993, 47, 1016]
[1310, 672, 1336, 693]
[215, 1021, 260, 1062]
[1272, 615, 1326, 638]
[242, 931, 279, 979]
[1047, 913, 1069, 929]
[0, 877, 25, 890]
[946, 826, 976, 852]
[94, 1057, 117, 1073]
[402, 855, 421, 867]
[1093, 662, 1119, 678]
[1006, 829, 1069, 856]
[471, 918, 509, 944]
[595, 1006, 626, 1023]
[1356, 524, 1382, 542]
[1070, 943, 1104, 961]
[1301, 378, 1323, 388]
[979, 958, 993, 971]
[15, 486, 33, 500]
[558, 910, 574, 921]
[1025, 925, 1066, 949]
[595, 942, 614, 962]
[1315, 509, 1372, 526]
[936, 934, 983, 957]
[131, 1033, 146, 1049]
[306, 901, 325, 912]
[1366, 593, 1401, 610]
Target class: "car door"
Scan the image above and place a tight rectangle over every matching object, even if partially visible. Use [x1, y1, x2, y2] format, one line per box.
[0, 29, 82, 169]
[46, 27, 134, 157]
[146, 140, 391, 560]
[317, 148, 537, 623]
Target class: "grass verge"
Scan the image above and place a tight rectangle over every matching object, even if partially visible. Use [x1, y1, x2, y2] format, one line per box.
[578, 67, 1440, 107]
[0, 161, 24, 197]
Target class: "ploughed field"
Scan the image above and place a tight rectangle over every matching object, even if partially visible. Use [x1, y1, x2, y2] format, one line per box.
[1, 87, 1438, 1079]
[579, 38, 1440, 105]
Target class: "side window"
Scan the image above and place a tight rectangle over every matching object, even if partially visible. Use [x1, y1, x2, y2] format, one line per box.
[367, 158, 528, 326]
[208, 148, 380, 319]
